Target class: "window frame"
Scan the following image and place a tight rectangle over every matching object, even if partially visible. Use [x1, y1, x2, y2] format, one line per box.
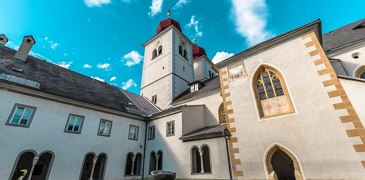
[148, 126, 155, 140]
[64, 114, 84, 134]
[6, 103, 37, 128]
[97, 119, 113, 137]
[128, 125, 139, 140]
[253, 65, 295, 118]
[166, 121, 175, 137]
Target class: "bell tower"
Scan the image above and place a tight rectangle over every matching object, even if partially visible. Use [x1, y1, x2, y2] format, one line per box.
[140, 12, 194, 110]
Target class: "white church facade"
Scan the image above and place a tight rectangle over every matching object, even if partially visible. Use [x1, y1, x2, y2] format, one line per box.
[1, 17, 365, 180]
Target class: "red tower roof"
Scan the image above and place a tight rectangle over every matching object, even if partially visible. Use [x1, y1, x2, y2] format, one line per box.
[193, 45, 207, 59]
[156, 18, 182, 34]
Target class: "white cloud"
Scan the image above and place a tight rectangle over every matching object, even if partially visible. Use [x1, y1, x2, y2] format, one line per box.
[44, 36, 59, 50]
[186, 15, 203, 37]
[149, 0, 163, 17]
[55, 61, 73, 69]
[121, 79, 137, 90]
[97, 63, 111, 70]
[91, 76, 105, 82]
[173, 0, 189, 9]
[230, 0, 273, 46]
[212, 51, 234, 64]
[122, 50, 143, 67]
[83, 64, 92, 68]
[84, 0, 111, 7]
[109, 76, 117, 81]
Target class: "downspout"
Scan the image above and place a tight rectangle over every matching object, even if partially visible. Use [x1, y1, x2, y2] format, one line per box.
[142, 120, 148, 179]
[223, 130, 233, 180]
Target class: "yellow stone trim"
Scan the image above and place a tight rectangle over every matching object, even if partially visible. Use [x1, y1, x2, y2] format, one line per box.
[302, 31, 365, 169]
[233, 170, 244, 177]
[230, 137, 238, 143]
[218, 67, 244, 177]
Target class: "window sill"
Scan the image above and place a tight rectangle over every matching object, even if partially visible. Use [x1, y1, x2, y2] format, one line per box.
[191, 172, 212, 175]
[64, 130, 81, 134]
[5, 123, 29, 128]
[259, 111, 296, 120]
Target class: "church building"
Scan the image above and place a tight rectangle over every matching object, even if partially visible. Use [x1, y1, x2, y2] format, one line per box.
[1, 15, 365, 180]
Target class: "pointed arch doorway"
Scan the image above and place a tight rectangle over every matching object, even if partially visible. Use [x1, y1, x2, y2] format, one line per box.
[266, 145, 303, 180]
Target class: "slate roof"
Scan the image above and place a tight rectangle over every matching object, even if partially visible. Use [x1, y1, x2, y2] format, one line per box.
[329, 59, 349, 77]
[121, 90, 161, 116]
[173, 76, 221, 103]
[180, 124, 230, 142]
[0, 46, 141, 115]
[322, 18, 365, 52]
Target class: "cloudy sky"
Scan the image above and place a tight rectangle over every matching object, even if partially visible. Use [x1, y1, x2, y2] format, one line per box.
[1, 0, 364, 93]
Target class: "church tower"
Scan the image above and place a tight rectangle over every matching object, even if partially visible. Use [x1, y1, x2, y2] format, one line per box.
[140, 14, 195, 110]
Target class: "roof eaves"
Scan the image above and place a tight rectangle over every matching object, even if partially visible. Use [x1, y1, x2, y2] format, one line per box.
[214, 19, 322, 68]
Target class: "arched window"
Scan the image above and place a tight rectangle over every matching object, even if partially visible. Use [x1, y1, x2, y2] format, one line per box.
[158, 46, 162, 55]
[92, 153, 107, 180]
[218, 103, 226, 124]
[191, 145, 211, 174]
[133, 153, 142, 176]
[201, 145, 211, 173]
[125, 153, 134, 176]
[149, 151, 156, 174]
[191, 147, 201, 174]
[125, 153, 142, 176]
[80, 153, 96, 180]
[10, 150, 55, 180]
[157, 151, 163, 170]
[253, 65, 294, 118]
[10, 150, 36, 180]
[149, 150, 163, 174]
[179, 45, 188, 61]
[152, 49, 157, 59]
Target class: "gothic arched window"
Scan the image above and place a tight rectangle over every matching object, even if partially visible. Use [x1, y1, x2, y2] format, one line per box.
[218, 103, 226, 124]
[253, 65, 294, 118]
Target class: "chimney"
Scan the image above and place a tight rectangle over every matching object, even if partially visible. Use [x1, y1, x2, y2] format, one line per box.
[14, 35, 36, 62]
[0, 34, 8, 46]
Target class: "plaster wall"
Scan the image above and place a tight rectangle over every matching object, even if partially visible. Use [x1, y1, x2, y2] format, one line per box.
[0, 90, 146, 180]
[222, 35, 365, 179]
[145, 111, 230, 179]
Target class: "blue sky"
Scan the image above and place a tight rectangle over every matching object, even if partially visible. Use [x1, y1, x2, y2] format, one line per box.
[1, 0, 364, 94]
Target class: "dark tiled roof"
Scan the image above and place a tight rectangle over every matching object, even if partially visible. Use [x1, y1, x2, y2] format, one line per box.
[173, 76, 220, 103]
[0, 46, 140, 114]
[323, 18, 365, 52]
[180, 124, 230, 142]
[330, 59, 349, 76]
[121, 90, 161, 116]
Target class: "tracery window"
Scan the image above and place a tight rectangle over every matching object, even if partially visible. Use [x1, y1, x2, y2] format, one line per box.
[191, 145, 211, 174]
[218, 103, 226, 124]
[253, 65, 294, 118]
[256, 69, 284, 100]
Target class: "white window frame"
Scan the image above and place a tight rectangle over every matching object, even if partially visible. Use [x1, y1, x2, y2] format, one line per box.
[166, 121, 175, 137]
[148, 126, 155, 140]
[98, 119, 112, 137]
[64, 114, 84, 134]
[128, 125, 139, 140]
[6, 103, 36, 127]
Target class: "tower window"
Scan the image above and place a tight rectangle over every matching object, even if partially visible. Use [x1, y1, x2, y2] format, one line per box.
[183, 66, 185, 72]
[151, 95, 157, 104]
[152, 46, 163, 60]
[179, 45, 189, 61]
